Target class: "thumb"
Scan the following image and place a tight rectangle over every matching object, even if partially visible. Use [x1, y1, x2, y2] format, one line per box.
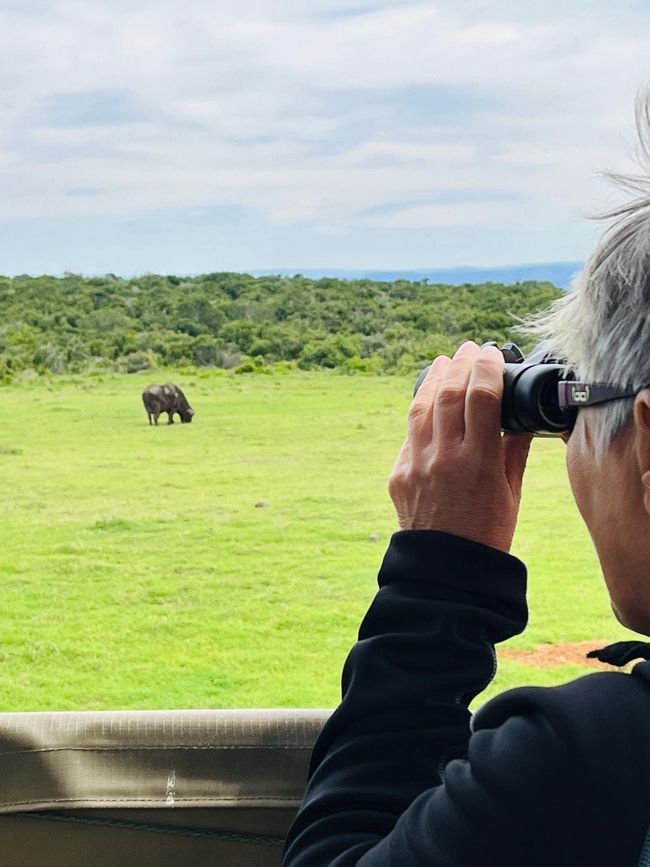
[503, 433, 533, 500]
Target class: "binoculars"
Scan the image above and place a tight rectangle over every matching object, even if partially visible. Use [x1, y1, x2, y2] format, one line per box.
[413, 340, 576, 437]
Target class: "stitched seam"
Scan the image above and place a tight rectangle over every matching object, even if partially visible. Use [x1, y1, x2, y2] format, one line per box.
[0, 745, 314, 757]
[0, 796, 299, 807]
[10, 811, 286, 846]
[437, 628, 497, 779]
[638, 822, 650, 867]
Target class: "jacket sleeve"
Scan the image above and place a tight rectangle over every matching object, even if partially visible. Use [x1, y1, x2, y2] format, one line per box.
[281, 530, 650, 866]
[281, 530, 529, 866]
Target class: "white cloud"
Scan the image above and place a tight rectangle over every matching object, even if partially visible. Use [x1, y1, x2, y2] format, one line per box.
[0, 0, 649, 272]
[359, 200, 518, 229]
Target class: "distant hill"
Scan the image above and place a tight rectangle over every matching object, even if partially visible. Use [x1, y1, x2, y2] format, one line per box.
[252, 262, 581, 290]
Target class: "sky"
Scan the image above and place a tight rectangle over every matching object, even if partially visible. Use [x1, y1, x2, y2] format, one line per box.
[1, 0, 650, 276]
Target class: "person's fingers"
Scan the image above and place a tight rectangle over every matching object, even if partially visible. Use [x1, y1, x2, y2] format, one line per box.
[432, 341, 480, 444]
[503, 432, 534, 499]
[464, 345, 504, 450]
[407, 355, 451, 449]
[390, 437, 410, 474]
[388, 435, 409, 491]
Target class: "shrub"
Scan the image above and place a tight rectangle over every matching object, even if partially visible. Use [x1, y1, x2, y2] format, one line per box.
[234, 355, 272, 375]
[33, 343, 65, 375]
[123, 351, 157, 373]
[339, 355, 385, 375]
[192, 339, 221, 367]
[298, 335, 359, 369]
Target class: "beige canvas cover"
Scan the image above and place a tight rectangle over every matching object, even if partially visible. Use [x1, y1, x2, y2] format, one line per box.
[0, 708, 330, 866]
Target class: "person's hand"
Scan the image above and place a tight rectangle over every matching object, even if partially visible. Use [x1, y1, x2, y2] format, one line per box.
[388, 341, 534, 554]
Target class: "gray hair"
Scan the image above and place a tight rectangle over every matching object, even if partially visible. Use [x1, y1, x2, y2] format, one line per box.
[516, 88, 650, 464]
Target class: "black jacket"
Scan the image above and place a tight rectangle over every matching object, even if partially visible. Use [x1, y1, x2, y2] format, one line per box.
[281, 530, 650, 866]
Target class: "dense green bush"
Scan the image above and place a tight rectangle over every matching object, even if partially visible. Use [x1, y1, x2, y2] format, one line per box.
[0, 272, 562, 381]
[123, 350, 158, 373]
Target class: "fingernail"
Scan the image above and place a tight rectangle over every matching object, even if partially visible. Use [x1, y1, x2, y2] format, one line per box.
[480, 344, 502, 357]
[455, 341, 477, 355]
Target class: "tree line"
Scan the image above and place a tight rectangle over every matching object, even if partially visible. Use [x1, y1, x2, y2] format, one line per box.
[0, 272, 562, 382]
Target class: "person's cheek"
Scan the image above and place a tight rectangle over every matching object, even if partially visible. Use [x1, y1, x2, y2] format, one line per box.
[565, 437, 592, 526]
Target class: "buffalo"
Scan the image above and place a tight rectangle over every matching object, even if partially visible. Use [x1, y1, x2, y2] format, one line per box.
[142, 384, 195, 426]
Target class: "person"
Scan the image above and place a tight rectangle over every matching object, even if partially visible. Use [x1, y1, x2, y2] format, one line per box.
[280, 91, 650, 867]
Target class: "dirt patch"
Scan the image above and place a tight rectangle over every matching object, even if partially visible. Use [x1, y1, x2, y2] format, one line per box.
[500, 640, 620, 669]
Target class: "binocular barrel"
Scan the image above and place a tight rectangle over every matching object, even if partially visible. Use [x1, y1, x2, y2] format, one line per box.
[413, 343, 577, 436]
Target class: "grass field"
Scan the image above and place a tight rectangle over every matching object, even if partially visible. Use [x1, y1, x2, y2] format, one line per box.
[0, 370, 634, 712]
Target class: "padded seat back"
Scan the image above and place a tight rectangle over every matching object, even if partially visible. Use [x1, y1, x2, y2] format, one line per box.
[0, 708, 330, 866]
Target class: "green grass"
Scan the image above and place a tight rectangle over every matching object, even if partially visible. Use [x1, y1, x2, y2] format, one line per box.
[0, 370, 633, 711]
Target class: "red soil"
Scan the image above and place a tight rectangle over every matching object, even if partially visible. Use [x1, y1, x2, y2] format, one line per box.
[500, 640, 623, 670]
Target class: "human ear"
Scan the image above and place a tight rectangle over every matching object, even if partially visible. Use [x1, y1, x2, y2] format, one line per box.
[633, 389, 650, 516]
